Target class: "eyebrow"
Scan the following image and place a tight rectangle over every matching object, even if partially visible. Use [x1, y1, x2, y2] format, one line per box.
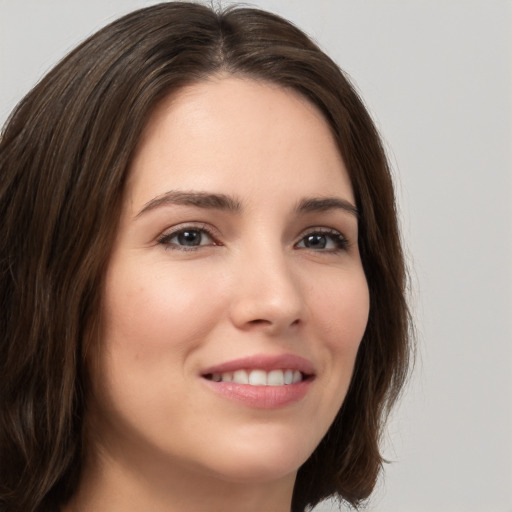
[136, 190, 358, 219]
[296, 197, 359, 218]
[136, 190, 242, 217]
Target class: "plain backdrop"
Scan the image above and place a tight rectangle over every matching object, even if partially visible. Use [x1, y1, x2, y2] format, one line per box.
[1, 1, 511, 511]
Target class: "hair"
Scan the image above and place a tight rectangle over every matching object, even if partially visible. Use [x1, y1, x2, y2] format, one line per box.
[0, 3, 411, 511]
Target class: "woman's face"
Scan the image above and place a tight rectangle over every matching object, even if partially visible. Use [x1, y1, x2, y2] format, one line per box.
[89, 77, 369, 485]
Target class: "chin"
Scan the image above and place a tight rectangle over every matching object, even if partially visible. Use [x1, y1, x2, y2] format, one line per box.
[208, 458, 301, 485]
[196, 431, 314, 485]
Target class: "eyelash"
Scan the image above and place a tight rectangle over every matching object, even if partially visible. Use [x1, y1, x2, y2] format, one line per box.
[157, 223, 218, 251]
[157, 225, 349, 252]
[297, 228, 349, 252]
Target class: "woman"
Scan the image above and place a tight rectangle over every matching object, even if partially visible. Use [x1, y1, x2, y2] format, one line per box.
[0, 3, 411, 512]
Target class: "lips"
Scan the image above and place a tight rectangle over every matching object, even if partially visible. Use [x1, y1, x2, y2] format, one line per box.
[200, 354, 315, 409]
[201, 353, 314, 376]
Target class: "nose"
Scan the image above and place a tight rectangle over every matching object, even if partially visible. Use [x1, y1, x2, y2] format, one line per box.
[228, 248, 304, 335]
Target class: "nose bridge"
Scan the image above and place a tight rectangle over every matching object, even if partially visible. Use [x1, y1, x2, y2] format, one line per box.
[229, 236, 303, 331]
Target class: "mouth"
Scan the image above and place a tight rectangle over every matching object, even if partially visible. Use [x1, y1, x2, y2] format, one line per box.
[202, 368, 311, 386]
[200, 354, 315, 409]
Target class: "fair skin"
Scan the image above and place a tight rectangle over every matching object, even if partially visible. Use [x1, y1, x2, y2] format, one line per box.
[66, 76, 369, 512]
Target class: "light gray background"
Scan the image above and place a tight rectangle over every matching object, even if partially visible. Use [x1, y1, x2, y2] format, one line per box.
[1, 1, 511, 511]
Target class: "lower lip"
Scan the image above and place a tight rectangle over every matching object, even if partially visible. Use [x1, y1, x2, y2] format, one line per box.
[202, 379, 311, 409]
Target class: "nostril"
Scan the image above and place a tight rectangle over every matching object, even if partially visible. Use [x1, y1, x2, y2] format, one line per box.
[248, 318, 271, 325]
[247, 318, 301, 326]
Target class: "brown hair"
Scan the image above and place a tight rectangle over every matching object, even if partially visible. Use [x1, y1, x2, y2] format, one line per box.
[0, 3, 411, 511]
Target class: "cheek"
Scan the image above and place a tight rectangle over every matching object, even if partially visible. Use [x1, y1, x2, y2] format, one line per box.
[101, 260, 227, 358]
[307, 267, 369, 404]
[310, 268, 369, 349]
[91, 259, 230, 425]
[89, 260, 230, 443]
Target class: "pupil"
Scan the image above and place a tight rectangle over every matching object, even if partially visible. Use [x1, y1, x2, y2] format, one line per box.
[306, 234, 326, 249]
[178, 230, 201, 246]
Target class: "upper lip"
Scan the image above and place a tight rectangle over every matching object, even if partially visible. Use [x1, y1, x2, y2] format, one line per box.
[201, 353, 315, 376]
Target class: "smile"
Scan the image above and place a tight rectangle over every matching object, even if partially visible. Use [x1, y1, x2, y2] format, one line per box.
[200, 354, 315, 409]
[204, 369, 305, 386]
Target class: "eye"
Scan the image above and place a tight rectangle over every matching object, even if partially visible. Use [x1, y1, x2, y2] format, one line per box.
[296, 229, 348, 251]
[157, 226, 217, 250]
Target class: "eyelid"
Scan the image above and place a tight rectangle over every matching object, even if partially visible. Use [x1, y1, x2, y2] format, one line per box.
[157, 222, 221, 249]
[295, 227, 349, 251]
[155, 223, 350, 252]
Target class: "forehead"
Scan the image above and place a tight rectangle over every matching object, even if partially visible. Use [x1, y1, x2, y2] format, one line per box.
[127, 76, 354, 209]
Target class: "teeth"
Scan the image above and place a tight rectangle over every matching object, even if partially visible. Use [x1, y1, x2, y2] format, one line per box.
[233, 369, 249, 384]
[284, 369, 294, 385]
[211, 369, 305, 386]
[220, 372, 232, 382]
[248, 369, 267, 386]
[267, 369, 284, 386]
